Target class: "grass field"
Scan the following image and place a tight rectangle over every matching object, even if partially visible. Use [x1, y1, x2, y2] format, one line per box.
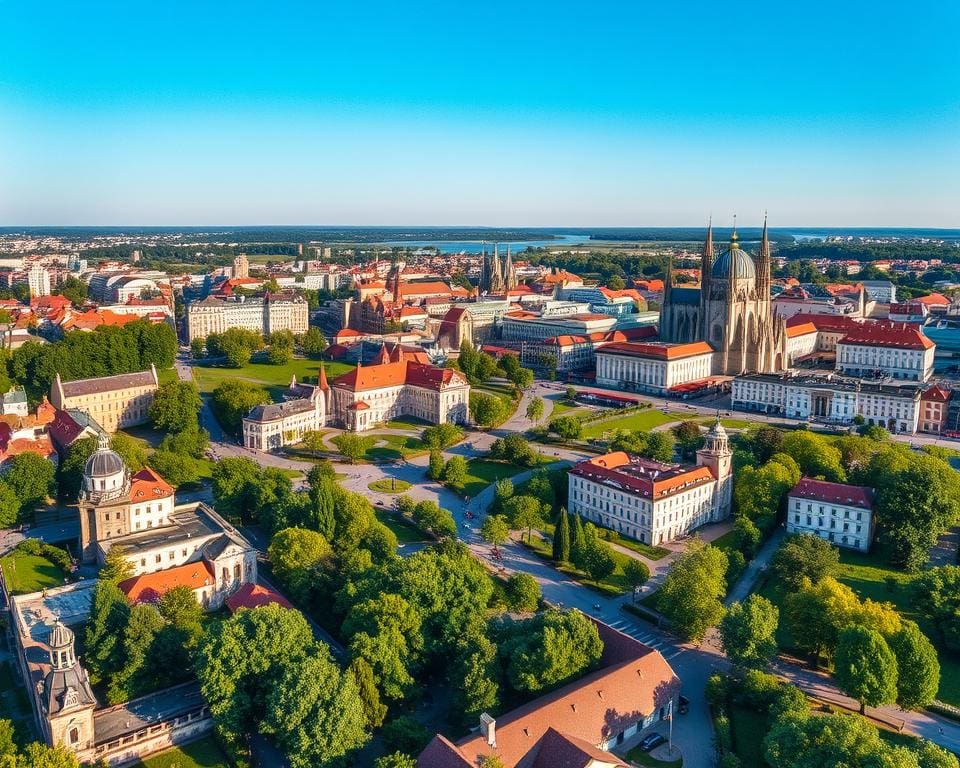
[697, 417, 757, 429]
[157, 367, 180, 385]
[0, 552, 65, 595]
[374, 508, 428, 545]
[192, 358, 354, 396]
[729, 705, 770, 767]
[523, 534, 633, 596]
[624, 745, 684, 767]
[368, 478, 412, 494]
[365, 434, 428, 461]
[599, 529, 671, 561]
[448, 458, 544, 498]
[580, 409, 676, 439]
[136, 736, 231, 768]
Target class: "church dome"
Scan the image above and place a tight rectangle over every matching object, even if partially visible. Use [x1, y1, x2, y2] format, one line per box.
[84, 442, 125, 478]
[711, 232, 756, 281]
[49, 620, 74, 651]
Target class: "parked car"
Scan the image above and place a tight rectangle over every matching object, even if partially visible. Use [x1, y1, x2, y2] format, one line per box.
[678, 695, 689, 714]
[639, 733, 666, 752]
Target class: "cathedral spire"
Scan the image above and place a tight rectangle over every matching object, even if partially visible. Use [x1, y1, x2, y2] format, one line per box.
[757, 211, 771, 296]
[701, 216, 714, 288]
[664, 252, 673, 305]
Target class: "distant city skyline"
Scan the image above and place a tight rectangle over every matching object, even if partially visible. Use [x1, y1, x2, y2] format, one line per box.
[1, 1, 957, 227]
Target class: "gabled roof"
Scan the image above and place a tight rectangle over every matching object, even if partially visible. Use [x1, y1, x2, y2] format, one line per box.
[838, 323, 934, 351]
[332, 360, 467, 393]
[225, 583, 294, 613]
[119, 561, 215, 604]
[786, 322, 818, 338]
[598, 341, 714, 360]
[789, 477, 874, 509]
[917, 292, 950, 306]
[129, 466, 174, 502]
[922, 384, 951, 403]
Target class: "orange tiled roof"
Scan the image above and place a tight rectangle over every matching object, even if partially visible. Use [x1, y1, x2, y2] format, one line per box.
[598, 341, 714, 360]
[225, 582, 294, 613]
[60, 309, 140, 331]
[786, 322, 818, 338]
[839, 323, 934, 351]
[332, 360, 468, 393]
[917, 292, 950, 306]
[129, 466, 175, 501]
[119, 561, 215, 604]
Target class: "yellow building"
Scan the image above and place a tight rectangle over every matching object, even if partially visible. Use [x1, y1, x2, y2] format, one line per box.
[50, 366, 159, 433]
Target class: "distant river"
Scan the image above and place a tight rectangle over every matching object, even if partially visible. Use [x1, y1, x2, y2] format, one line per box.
[378, 233, 589, 253]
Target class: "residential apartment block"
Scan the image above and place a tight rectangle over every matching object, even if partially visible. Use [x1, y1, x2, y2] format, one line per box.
[567, 420, 732, 546]
[787, 477, 875, 552]
[185, 294, 309, 342]
[50, 366, 159, 433]
[835, 323, 934, 382]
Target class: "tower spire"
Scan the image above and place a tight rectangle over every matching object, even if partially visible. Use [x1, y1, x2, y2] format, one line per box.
[757, 211, 771, 296]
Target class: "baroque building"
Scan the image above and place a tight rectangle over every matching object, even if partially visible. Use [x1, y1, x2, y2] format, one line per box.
[659, 218, 787, 376]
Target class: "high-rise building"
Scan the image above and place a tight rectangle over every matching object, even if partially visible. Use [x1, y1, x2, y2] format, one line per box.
[27, 262, 51, 297]
[233, 252, 249, 279]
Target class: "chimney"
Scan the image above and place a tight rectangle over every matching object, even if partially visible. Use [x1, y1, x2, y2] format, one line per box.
[480, 713, 496, 747]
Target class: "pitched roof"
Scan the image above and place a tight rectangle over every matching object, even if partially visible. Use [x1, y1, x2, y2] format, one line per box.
[426, 618, 679, 768]
[597, 341, 714, 360]
[225, 583, 294, 613]
[332, 360, 467, 393]
[785, 314, 863, 333]
[58, 368, 157, 397]
[119, 561, 215, 604]
[129, 466, 174, 501]
[922, 384, 951, 402]
[786, 322, 818, 338]
[917, 292, 950, 306]
[789, 477, 874, 510]
[838, 323, 934, 351]
[571, 452, 715, 499]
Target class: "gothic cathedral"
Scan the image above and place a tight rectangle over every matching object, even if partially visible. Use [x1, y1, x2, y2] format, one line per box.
[659, 218, 787, 376]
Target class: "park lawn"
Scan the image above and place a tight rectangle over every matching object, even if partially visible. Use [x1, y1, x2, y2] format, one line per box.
[136, 736, 230, 768]
[729, 704, 770, 767]
[157, 367, 180, 386]
[368, 478, 412, 494]
[697, 417, 757, 429]
[580, 410, 676, 439]
[0, 552, 65, 595]
[523, 534, 630, 596]
[549, 398, 586, 418]
[374, 508, 428, 545]
[449, 458, 546, 498]
[192, 358, 354, 395]
[365, 434, 428, 461]
[624, 745, 684, 767]
[383, 415, 432, 430]
[711, 530, 739, 554]
[600, 529, 670, 561]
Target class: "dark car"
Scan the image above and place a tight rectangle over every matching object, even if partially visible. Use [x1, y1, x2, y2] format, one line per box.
[678, 695, 689, 714]
[639, 733, 666, 752]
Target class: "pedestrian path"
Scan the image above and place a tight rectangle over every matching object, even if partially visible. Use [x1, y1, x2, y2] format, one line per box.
[606, 617, 687, 661]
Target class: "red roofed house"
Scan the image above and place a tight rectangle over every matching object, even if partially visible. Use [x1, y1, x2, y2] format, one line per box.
[225, 582, 294, 613]
[0, 397, 58, 469]
[836, 322, 935, 382]
[568, 420, 732, 546]
[594, 341, 715, 395]
[787, 477, 875, 552]
[418, 619, 680, 768]
[920, 384, 951, 434]
[329, 353, 470, 431]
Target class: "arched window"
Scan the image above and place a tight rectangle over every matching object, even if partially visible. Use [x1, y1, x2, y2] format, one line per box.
[69, 726, 80, 745]
[234, 563, 241, 581]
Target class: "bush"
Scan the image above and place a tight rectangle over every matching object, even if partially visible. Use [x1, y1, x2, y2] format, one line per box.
[714, 712, 733, 753]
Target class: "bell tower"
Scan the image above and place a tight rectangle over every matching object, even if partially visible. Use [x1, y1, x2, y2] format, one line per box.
[42, 621, 96, 759]
[696, 417, 733, 521]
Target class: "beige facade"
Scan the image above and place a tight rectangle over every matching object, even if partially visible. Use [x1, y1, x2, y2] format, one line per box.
[595, 341, 715, 394]
[50, 366, 158, 433]
[243, 377, 327, 450]
[185, 294, 308, 341]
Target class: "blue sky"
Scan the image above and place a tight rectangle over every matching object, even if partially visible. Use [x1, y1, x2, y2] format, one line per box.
[1, 1, 958, 227]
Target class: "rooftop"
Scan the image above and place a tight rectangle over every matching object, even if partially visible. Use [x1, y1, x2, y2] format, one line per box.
[57, 367, 157, 398]
[597, 341, 714, 360]
[789, 477, 874, 510]
[839, 323, 934, 350]
[570, 452, 715, 500]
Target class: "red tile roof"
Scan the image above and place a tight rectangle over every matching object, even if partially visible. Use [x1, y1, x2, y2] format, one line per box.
[598, 341, 714, 360]
[571, 452, 715, 499]
[129, 466, 175, 502]
[839, 323, 933, 350]
[917, 292, 950, 306]
[332, 360, 468, 393]
[922, 384, 951, 403]
[120, 561, 215, 604]
[225, 582, 294, 613]
[786, 322, 818, 338]
[789, 477, 874, 509]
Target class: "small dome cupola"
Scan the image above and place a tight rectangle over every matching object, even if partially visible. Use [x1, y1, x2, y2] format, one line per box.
[82, 432, 129, 501]
[49, 620, 76, 671]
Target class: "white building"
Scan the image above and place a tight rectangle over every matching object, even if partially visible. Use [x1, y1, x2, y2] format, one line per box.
[567, 420, 732, 545]
[732, 372, 923, 433]
[329, 347, 470, 431]
[243, 373, 327, 451]
[860, 280, 897, 303]
[185, 293, 309, 341]
[27, 262, 51, 298]
[500, 310, 616, 342]
[835, 323, 934, 382]
[787, 477, 875, 552]
[594, 341, 715, 395]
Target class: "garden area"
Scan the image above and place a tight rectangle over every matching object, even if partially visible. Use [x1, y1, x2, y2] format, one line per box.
[0, 541, 69, 595]
[448, 457, 548, 498]
[192, 357, 353, 396]
[135, 735, 231, 768]
[579, 409, 677, 439]
[374, 507, 430, 545]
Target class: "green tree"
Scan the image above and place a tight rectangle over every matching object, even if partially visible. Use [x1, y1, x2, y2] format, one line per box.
[211, 457, 260, 519]
[451, 632, 500, 723]
[570, 512, 586, 565]
[107, 603, 164, 703]
[657, 541, 728, 642]
[581, 540, 616, 584]
[54, 275, 88, 305]
[889, 622, 940, 710]
[268, 528, 332, 603]
[505, 573, 541, 612]
[780, 431, 846, 482]
[158, 585, 203, 635]
[525, 397, 545, 424]
[99, 545, 134, 584]
[109, 431, 148, 472]
[623, 558, 649, 600]
[772, 534, 840, 590]
[0, 480, 21, 527]
[427, 449, 444, 480]
[607, 274, 626, 290]
[149, 380, 202, 433]
[720, 595, 779, 669]
[548, 415, 582, 441]
[308, 476, 337, 540]
[552, 507, 571, 562]
[732, 515, 762, 558]
[349, 657, 387, 728]
[376, 754, 416, 768]
[504, 495, 546, 542]
[210, 380, 270, 434]
[148, 450, 199, 487]
[332, 433, 375, 464]
[190, 336, 206, 359]
[5, 453, 55, 511]
[267, 330, 295, 365]
[481, 514, 510, 546]
[912, 566, 960, 652]
[470, 392, 504, 427]
[412, 500, 456, 538]
[834, 626, 898, 714]
[421, 423, 465, 449]
[643, 431, 675, 462]
[443, 455, 467, 486]
[301, 327, 328, 358]
[499, 609, 603, 693]
[565, 386, 578, 403]
[672, 420, 704, 457]
[381, 716, 431, 758]
[85, 580, 131, 681]
[764, 711, 910, 768]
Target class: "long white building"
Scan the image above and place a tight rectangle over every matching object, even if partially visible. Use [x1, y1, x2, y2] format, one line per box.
[787, 477, 875, 552]
[835, 323, 934, 382]
[732, 372, 924, 433]
[185, 293, 309, 341]
[567, 420, 732, 546]
[594, 341, 715, 395]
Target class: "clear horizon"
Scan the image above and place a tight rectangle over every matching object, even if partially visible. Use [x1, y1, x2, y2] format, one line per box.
[2, 1, 958, 227]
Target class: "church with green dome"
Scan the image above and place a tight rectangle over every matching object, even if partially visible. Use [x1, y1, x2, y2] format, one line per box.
[659, 217, 788, 375]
